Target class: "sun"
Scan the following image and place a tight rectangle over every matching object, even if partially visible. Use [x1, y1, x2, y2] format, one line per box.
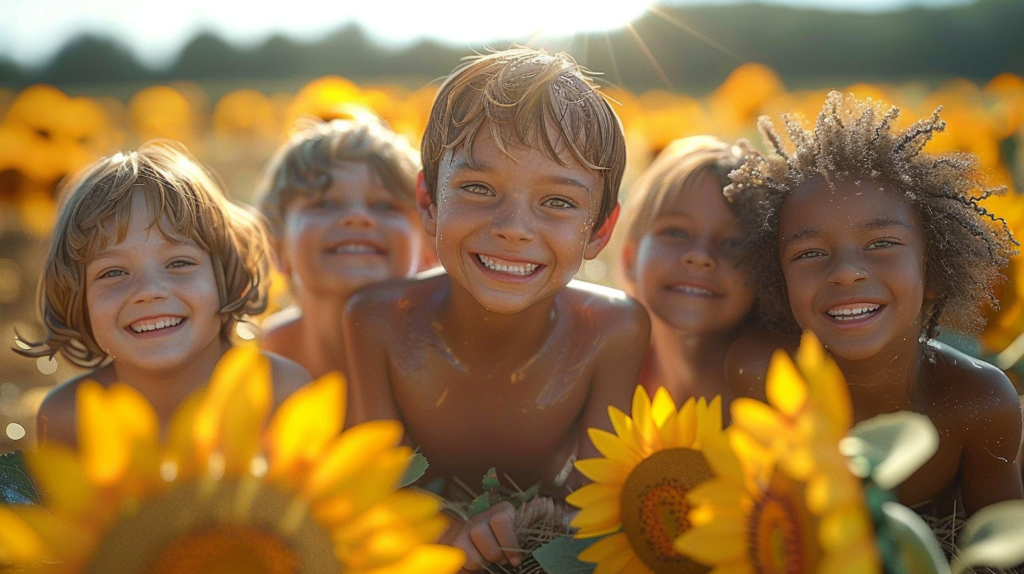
[566, 385, 727, 574]
[0, 346, 464, 574]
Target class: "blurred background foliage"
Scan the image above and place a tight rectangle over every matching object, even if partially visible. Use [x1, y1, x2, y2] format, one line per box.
[1, 0, 1023, 453]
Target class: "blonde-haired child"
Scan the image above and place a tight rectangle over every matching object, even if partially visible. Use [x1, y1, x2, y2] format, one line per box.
[255, 117, 432, 378]
[618, 136, 756, 406]
[18, 140, 311, 447]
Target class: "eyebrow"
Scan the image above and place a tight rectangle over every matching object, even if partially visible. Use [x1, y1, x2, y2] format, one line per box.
[783, 228, 821, 242]
[864, 217, 913, 230]
[448, 157, 594, 193]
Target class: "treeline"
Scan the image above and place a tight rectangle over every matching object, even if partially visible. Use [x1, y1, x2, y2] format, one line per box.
[1, 0, 1021, 94]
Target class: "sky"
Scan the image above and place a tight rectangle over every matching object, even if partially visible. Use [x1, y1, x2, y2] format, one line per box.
[0, 0, 976, 69]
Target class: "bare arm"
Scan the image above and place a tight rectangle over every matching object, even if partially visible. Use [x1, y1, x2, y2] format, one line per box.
[725, 330, 798, 405]
[572, 301, 650, 488]
[342, 292, 403, 427]
[267, 351, 313, 409]
[959, 368, 1024, 515]
[36, 381, 81, 449]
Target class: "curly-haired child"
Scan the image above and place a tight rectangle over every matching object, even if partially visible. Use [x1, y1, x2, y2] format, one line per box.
[727, 91, 1022, 517]
[617, 135, 756, 406]
[18, 141, 311, 448]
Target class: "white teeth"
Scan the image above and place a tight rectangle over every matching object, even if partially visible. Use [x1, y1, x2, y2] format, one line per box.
[333, 244, 377, 254]
[130, 317, 183, 333]
[827, 304, 881, 320]
[478, 254, 539, 276]
[671, 285, 714, 297]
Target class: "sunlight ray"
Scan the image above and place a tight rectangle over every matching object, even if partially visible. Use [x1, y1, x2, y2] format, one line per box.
[625, 22, 675, 91]
[648, 5, 746, 64]
[603, 31, 624, 89]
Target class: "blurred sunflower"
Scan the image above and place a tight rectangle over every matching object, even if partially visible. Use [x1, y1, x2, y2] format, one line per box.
[566, 386, 725, 574]
[0, 346, 464, 574]
[675, 333, 880, 574]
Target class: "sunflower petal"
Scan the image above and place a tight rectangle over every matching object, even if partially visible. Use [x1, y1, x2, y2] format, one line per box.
[575, 458, 632, 485]
[764, 348, 807, 416]
[267, 372, 346, 481]
[589, 428, 643, 466]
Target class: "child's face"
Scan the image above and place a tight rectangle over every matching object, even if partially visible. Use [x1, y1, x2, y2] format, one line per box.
[85, 191, 224, 374]
[422, 129, 610, 314]
[778, 178, 928, 361]
[279, 161, 423, 298]
[628, 172, 754, 335]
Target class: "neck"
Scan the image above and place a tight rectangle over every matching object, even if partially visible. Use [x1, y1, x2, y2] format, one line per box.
[112, 337, 230, 428]
[295, 289, 352, 378]
[832, 326, 924, 421]
[439, 279, 557, 357]
[648, 318, 733, 404]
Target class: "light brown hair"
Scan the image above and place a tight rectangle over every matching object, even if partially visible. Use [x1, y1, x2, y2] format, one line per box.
[421, 47, 626, 230]
[17, 140, 270, 368]
[256, 116, 421, 238]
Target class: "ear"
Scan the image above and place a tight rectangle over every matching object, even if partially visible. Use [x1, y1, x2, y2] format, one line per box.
[416, 171, 438, 238]
[620, 239, 638, 284]
[584, 203, 620, 260]
[269, 236, 291, 277]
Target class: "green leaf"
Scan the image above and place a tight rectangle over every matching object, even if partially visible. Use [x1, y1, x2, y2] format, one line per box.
[512, 484, 540, 507]
[481, 467, 500, 491]
[532, 535, 598, 574]
[0, 451, 41, 506]
[398, 452, 429, 488]
[950, 499, 1024, 574]
[467, 493, 491, 518]
[877, 501, 950, 574]
[839, 411, 938, 489]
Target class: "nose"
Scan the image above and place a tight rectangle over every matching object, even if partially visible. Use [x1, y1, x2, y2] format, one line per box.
[132, 269, 170, 303]
[680, 240, 715, 270]
[490, 201, 534, 243]
[827, 253, 868, 286]
[337, 203, 375, 228]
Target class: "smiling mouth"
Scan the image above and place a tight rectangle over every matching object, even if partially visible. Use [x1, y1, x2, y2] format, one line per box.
[129, 316, 184, 334]
[329, 243, 383, 255]
[668, 284, 716, 297]
[477, 254, 540, 276]
[826, 303, 882, 321]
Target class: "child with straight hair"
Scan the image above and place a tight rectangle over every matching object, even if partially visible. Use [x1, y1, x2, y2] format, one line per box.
[256, 117, 431, 378]
[18, 140, 311, 448]
[344, 48, 649, 571]
[618, 135, 756, 406]
[727, 91, 1023, 517]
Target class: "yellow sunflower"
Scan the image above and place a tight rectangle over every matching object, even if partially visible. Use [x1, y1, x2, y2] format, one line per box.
[675, 332, 881, 574]
[566, 386, 728, 574]
[0, 346, 464, 574]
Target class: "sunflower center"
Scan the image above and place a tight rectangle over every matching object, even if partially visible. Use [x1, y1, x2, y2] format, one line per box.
[148, 525, 296, 574]
[85, 480, 342, 574]
[748, 470, 818, 574]
[620, 447, 713, 574]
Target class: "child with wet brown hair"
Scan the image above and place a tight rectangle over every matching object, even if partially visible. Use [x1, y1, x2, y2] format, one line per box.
[255, 117, 432, 378]
[727, 91, 1022, 517]
[18, 140, 310, 448]
[618, 135, 756, 406]
[344, 47, 649, 571]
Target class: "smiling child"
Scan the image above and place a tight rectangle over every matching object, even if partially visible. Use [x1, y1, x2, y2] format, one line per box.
[343, 48, 650, 570]
[18, 141, 311, 447]
[256, 117, 431, 378]
[618, 136, 756, 406]
[727, 91, 1023, 517]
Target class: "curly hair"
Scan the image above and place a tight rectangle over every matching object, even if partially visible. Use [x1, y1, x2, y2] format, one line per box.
[727, 90, 1018, 338]
[421, 47, 626, 231]
[16, 140, 271, 368]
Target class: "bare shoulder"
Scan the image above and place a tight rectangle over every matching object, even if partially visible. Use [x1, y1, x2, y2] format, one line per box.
[37, 367, 111, 448]
[345, 274, 447, 325]
[264, 350, 313, 407]
[726, 330, 799, 402]
[561, 279, 650, 336]
[259, 308, 303, 357]
[928, 341, 1020, 412]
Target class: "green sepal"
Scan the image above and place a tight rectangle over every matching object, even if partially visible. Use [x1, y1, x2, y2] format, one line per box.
[398, 452, 429, 489]
[481, 467, 500, 491]
[840, 411, 939, 490]
[950, 499, 1024, 574]
[875, 501, 950, 574]
[467, 492, 492, 518]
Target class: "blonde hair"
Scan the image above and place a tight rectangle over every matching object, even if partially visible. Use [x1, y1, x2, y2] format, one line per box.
[421, 47, 626, 229]
[17, 140, 270, 368]
[256, 116, 421, 238]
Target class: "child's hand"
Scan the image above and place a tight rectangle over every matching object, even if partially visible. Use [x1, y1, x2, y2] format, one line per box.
[454, 501, 521, 571]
